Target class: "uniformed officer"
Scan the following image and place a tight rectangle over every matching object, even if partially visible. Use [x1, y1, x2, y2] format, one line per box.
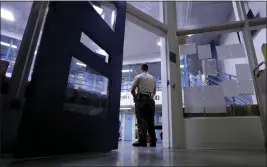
[131, 64, 157, 147]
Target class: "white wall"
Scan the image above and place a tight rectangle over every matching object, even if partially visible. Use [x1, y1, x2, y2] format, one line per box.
[185, 117, 265, 150]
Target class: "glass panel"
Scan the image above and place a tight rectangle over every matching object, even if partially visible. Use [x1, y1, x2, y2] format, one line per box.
[127, 2, 163, 22]
[178, 30, 259, 117]
[89, 2, 117, 31]
[244, 1, 266, 20]
[0, 2, 33, 78]
[65, 57, 109, 115]
[176, 2, 236, 29]
[251, 27, 266, 67]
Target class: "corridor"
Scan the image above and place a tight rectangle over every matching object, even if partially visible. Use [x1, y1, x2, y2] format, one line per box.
[1, 142, 266, 166]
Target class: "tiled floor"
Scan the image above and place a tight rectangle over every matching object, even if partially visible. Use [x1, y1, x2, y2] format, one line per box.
[1, 141, 266, 166]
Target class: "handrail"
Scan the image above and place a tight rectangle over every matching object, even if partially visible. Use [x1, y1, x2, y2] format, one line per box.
[206, 77, 251, 104]
[188, 73, 207, 86]
[208, 73, 253, 102]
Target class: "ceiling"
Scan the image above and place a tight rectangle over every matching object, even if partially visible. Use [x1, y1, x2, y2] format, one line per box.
[124, 1, 234, 64]
[0, 2, 32, 40]
[1, 2, 235, 66]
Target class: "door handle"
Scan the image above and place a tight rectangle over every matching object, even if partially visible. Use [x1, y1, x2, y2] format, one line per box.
[171, 83, 176, 89]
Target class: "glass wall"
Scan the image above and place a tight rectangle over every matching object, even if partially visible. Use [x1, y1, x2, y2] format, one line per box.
[128, 2, 163, 22]
[176, 1, 237, 29]
[178, 30, 260, 117]
[0, 2, 33, 78]
[176, 2, 266, 118]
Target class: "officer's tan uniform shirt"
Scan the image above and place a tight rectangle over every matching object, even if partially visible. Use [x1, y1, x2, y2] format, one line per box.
[132, 72, 156, 96]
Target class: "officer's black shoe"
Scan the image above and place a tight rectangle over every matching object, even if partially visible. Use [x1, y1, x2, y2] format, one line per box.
[132, 141, 147, 147]
[150, 142, 156, 147]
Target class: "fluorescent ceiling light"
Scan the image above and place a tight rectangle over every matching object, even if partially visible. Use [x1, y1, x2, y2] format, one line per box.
[111, 11, 115, 26]
[11, 45, 17, 49]
[1, 41, 17, 49]
[180, 65, 184, 68]
[1, 8, 14, 21]
[120, 107, 131, 110]
[76, 62, 87, 67]
[1, 41, 9, 47]
[92, 5, 103, 15]
[122, 69, 133, 73]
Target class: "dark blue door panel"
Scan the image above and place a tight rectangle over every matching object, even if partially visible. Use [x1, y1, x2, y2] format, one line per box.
[14, 2, 126, 158]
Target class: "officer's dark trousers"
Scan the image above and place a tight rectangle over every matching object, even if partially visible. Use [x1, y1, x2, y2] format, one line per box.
[135, 95, 156, 143]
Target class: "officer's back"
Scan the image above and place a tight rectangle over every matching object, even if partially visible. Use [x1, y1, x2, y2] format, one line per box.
[135, 72, 155, 96]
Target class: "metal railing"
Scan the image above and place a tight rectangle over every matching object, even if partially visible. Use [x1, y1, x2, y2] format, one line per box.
[187, 72, 253, 105]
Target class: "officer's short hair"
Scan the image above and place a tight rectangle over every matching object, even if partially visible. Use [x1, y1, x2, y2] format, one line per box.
[141, 64, 148, 71]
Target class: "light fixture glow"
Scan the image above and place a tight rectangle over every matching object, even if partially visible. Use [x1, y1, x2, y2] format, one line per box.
[1, 41, 9, 47]
[180, 65, 184, 68]
[1, 41, 17, 49]
[120, 107, 131, 110]
[122, 69, 133, 73]
[76, 62, 87, 67]
[1, 8, 14, 21]
[111, 11, 115, 26]
[92, 5, 103, 15]
[11, 45, 17, 49]
[157, 40, 161, 46]
[187, 34, 193, 37]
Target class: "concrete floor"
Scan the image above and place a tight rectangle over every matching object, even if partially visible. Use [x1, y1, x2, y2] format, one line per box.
[1, 141, 266, 166]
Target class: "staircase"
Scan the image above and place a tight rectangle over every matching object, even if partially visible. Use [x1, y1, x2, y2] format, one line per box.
[183, 71, 253, 105]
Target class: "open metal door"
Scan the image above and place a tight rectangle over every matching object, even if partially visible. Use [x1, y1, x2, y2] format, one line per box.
[14, 1, 126, 158]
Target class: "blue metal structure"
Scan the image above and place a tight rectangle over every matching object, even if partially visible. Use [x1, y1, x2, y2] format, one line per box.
[14, 2, 126, 158]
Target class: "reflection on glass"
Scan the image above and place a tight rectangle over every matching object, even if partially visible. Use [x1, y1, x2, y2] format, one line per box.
[0, 2, 33, 78]
[80, 32, 109, 63]
[176, 1, 235, 29]
[127, 2, 163, 22]
[65, 57, 109, 116]
[89, 1, 117, 31]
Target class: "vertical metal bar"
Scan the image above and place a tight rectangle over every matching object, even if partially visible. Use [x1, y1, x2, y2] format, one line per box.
[163, 1, 185, 149]
[239, 1, 267, 144]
